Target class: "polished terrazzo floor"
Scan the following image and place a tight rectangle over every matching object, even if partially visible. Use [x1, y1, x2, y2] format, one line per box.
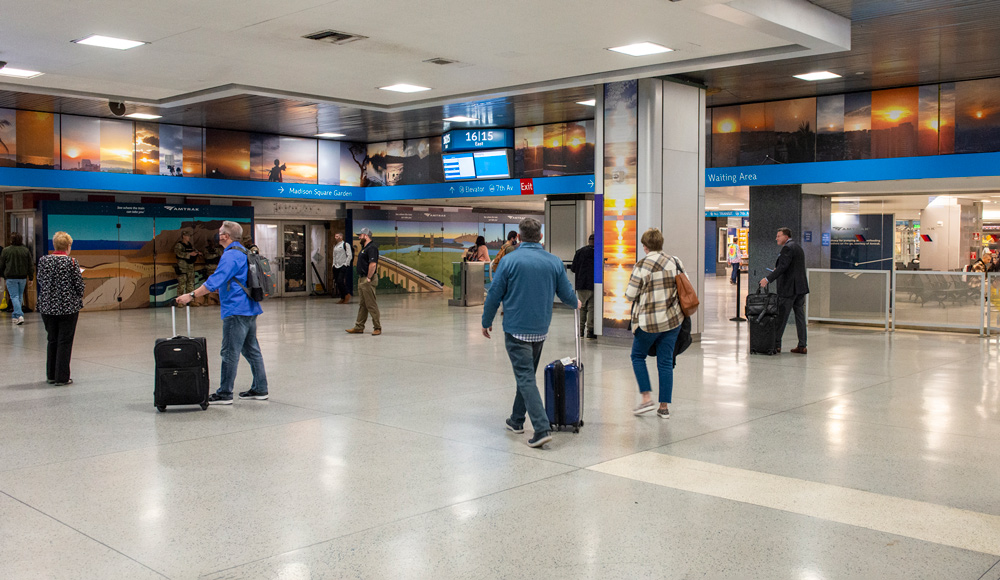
[1, 276, 999, 579]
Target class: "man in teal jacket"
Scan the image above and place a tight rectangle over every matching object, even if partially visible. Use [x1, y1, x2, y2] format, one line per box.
[482, 218, 579, 448]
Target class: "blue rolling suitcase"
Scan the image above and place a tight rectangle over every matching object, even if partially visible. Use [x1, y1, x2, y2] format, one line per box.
[544, 309, 584, 433]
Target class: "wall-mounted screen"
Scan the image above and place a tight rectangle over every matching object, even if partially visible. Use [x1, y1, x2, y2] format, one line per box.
[442, 129, 513, 152]
[442, 149, 512, 181]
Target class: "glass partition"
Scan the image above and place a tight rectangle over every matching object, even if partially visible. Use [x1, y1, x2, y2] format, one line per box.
[892, 271, 985, 334]
[988, 273, 1000, 335]
[807, 269, 890, 329]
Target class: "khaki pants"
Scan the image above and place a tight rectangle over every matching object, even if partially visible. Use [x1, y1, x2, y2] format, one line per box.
[177, 269, 196, 295]
[354, 278, 381, 331]
[577, 289, 594, 334]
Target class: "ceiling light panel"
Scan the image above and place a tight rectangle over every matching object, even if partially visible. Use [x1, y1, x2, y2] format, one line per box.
[379, 84, 431, 93]
[443, 116, 477, 122]
[577, 99, 596, 106]
[608, 42, 673, 57]
[125, 113, 161, 120]
[73, 35, 147, 50]
[0, 67, 43, 79]
[315, 132, 346, 138]
[793, 71, 841, 81]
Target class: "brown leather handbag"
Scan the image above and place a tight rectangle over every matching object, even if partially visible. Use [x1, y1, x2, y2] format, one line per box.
[673, 258, 700, 317]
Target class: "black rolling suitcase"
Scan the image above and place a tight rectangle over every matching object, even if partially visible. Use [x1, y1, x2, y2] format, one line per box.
[154, 305, 210, 412]
[746, 288, 781, 355]
[544, 309, 584, 432]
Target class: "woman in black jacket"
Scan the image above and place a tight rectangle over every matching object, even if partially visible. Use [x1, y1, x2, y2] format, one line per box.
[36, 231, 85, 386]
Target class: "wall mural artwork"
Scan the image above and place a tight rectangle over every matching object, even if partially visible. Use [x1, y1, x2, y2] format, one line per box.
[602, 80, 638, 336]
[250, 135, 317, 183]
[0, 108, 15, 168]
[39, 201, 253, 311]
[15, 111, 58, 170]
[205, 129, 251, 180]
[350, 209, 540, 294]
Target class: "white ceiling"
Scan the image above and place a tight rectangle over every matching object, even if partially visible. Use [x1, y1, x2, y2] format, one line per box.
[0, 0, 849, 110]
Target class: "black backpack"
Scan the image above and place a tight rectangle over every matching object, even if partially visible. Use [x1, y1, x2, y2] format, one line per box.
[228, 245, 275, 301]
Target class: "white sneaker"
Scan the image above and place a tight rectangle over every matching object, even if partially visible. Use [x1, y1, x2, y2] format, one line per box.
[16, 316, 24, 325]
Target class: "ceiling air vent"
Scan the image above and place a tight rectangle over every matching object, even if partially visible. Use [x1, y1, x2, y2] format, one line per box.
[424, 57, 458, 66]
[303, 30, 368, 45]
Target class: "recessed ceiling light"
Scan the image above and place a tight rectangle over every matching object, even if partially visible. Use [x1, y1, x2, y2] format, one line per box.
[73, 35, 147, 50]
[576, 99, 596, 107]
[315, 132, 346, 138]
[125, 113, 162, 120]
[0, 67, 44, 79]
[719, 202, 745, 206]
[443, 116, 477, 123]
[793, 71, 841, 81]
[379, 83, 431, 93]
[608, 42, 673, 57]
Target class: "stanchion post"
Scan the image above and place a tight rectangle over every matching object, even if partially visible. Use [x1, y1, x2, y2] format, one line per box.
[730, 266, 746, 322]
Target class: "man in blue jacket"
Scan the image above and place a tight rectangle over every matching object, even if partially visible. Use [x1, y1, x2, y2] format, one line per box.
[176, 221, 268, 404]
[482, 218, 579, 448]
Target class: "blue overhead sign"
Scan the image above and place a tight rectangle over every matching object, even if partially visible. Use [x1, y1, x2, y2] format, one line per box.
[442, 129, 513, 152]
[705, 210, 749, 217]
[705, 151, 1000, 187]
[0, 166, 594, 203]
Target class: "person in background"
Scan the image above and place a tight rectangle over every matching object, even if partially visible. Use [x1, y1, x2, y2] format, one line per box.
[176, 221, 268, 404]
[36, 231, 85, 385]
[971, 252, 997, 273]
[482, 218, 579, 449]
[332, 231, 354, 304]
[467, 236, 490, 262]
[626, 228, 684, 419]
[760, 227, 810, 355]
[200, 236, 223, 306]
[570, 233, 595, 339]
[173, 230, 200, 307]
[0, 232, 33, 325]
[346, 227, 381, 336]
[491, 230, 519, 274]
[728, 245, 742, 285]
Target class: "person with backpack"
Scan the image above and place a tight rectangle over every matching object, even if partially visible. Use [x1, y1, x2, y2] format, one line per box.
[176, 221, 268, 404]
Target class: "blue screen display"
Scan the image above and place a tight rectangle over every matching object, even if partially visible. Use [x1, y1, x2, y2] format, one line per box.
[442, 149, 511, 181]
[442, 129, 513, 152]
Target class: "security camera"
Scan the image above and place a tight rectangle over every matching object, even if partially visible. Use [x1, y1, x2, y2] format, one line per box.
[0, 61, 6, 69]
[109, 101, 126, 116]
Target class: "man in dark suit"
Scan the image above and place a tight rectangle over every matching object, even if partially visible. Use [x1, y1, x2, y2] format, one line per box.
[759, 227, 810, 354]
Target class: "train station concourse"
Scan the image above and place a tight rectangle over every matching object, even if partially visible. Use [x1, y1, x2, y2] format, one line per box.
[2, 0, 1000, 578]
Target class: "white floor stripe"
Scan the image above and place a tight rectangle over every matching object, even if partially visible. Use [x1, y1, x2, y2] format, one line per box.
[589, 452, 1000, 556]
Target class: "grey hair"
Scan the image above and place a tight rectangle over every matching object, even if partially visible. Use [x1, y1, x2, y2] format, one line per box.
[518, 218, 542, 243]
[221, 221, 244, 240]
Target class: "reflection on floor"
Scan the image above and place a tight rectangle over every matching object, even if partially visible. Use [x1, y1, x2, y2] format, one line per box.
[1, 276, 999, 579]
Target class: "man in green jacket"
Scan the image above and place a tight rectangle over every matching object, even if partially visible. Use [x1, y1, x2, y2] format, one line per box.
[0, 232, 34, 325]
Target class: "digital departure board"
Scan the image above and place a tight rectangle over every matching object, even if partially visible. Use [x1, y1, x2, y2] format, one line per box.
[442, 129, 514, 152]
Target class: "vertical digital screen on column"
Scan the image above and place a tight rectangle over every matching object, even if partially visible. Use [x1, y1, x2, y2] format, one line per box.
[443, 152, 476, 180]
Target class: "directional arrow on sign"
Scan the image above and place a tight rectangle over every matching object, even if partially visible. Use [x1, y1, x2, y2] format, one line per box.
[278, 186, 284, 194]
[450, 187, 454, 194]
[587, 179, 594, 188]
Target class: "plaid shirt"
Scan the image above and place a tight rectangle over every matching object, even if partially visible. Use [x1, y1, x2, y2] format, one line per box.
[625, 251, 684, 334]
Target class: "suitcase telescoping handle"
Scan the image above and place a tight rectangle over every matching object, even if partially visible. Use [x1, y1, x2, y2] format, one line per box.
[170, 301, 192, 338]
[574, 307, 581, 364]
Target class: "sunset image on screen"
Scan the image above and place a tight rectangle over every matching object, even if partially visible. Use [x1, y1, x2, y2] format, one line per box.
[100, 119, 134, 173]
[871, 87, 918, 158]
[134, 123, 160, 175]
[61, 116, 101, 171]
[204, 129, 250, 180]
[954, 77, 1000, 154]
[917, 85, 941, 156]
[15, 111, 55, 169]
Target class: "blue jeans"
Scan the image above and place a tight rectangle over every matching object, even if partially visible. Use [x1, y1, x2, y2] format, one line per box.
[504, 334, 549, 435]
[6, 278, 26, 319]
[631, 325, 682, 404]
[218, 315, 268, 397]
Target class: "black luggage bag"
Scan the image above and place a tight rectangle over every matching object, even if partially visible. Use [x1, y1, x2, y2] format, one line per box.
[154, 305, 210, 411]
[746, 288, 781, 356]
